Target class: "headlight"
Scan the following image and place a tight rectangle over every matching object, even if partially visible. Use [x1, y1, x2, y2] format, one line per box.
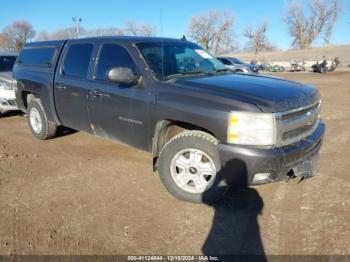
[0, 81, 13, 90]
[227, 111, 276, 146]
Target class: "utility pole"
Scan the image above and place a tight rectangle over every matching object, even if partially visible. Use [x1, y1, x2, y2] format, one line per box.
[72, 17, 82, 39]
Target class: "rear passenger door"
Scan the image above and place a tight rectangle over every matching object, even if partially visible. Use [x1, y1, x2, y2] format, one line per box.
[88, 42, 150, 150]
[54, 41, 96, 132]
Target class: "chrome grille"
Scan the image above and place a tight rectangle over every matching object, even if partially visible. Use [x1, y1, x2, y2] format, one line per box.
[7, 100, 17, 106]
[276, 101, 321, 147]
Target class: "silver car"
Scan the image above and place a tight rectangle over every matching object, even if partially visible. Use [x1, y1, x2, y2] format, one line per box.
[0, 51, 18, 115]
[217, 57, 259, 74]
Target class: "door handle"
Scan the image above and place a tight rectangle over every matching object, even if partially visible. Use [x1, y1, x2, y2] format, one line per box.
[56, 84, 67, 90]
[90, 89, 109, 98]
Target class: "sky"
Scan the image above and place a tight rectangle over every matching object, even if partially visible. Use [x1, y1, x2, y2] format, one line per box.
[0, 0, 349, 50]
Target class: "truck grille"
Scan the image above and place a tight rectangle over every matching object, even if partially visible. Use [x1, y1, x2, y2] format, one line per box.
[276, 101, 321, 147]
[7, 100, 17, 106]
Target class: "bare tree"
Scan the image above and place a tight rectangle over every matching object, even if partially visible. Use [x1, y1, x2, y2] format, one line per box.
[36, 31, 51, 41]
[323, 0, 341, 45]
[284, 0, 341, 49]
[124, 21, 156, 36]
[0, 20, 35, 51]
[36, 27, 124, 41]
[0, 32, 12, 50]
[50, 27, 86, 40]
[243, 22, 274, 54]
[87, 27, 124, 37]
[188, 11, 235, 54]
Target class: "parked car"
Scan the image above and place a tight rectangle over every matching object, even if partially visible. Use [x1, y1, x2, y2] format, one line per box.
[257, 63, 270, 72]
[269, 64, 285, 72]
[13, 37, 325, 203]
[0, 51, 18, 116]
[216, 57, 259, 74]
[312, 58, 340, 73]
[290, 60, 306, 72]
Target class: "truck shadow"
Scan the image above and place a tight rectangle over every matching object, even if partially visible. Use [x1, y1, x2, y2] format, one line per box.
[55, 126, 78, 138]
[0, 110, 24, 118]
[202, 159, 266, 261]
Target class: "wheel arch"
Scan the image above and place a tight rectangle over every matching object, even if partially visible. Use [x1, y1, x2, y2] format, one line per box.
[151, 119, 218, 171]
[21, 91, 40, 111]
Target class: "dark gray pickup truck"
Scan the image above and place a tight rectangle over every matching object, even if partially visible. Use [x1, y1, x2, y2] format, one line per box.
[13, 37, 325, 203]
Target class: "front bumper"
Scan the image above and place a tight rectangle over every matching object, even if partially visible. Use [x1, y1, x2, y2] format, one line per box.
[218, 121, 325, 185]
[0, 89, 18, 112]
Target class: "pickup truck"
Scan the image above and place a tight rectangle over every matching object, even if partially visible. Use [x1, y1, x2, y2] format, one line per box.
[13, 37, 325, 203]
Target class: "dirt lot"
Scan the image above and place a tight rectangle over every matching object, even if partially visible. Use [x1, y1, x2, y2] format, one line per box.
[0, 71, 349, 256]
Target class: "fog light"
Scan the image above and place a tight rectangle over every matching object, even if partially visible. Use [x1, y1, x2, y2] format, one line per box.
[253, 173, 272, 184]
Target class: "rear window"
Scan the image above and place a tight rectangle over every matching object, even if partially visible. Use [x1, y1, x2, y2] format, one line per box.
[17, 47, 56, 67]
[218, 58, 232, 65]
[62, 44, 93, 79]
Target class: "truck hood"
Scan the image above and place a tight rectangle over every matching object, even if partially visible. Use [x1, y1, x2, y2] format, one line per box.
[174, 74, 320, 112]
[0, 71, 13, 83]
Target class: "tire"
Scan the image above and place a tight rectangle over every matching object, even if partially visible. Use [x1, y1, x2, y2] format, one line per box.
[27, 98, 57, 140]
[158, 130, 227, 203]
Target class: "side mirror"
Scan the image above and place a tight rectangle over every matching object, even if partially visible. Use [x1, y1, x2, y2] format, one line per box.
[107, 67, 139, 85]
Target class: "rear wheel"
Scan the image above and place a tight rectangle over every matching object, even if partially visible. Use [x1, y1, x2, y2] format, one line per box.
[27, 98, 57, 140]
[158, 131, 227, 203]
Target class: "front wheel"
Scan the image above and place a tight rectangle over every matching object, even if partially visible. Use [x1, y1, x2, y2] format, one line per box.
[158, 131, 227, 203]
[27, 98, 57, 140]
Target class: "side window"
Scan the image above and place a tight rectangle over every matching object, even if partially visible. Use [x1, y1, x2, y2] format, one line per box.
[63, 44, 93, 78]
[175, 47, 198, 73]
[96, 44, 136, 81]
[17, 47, 55, 66]
[219, 58, 231, 65]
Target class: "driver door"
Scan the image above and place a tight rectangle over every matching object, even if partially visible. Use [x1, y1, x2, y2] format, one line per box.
[88, 42, 150, 150]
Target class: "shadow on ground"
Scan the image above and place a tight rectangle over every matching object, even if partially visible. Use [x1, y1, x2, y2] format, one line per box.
[55, 126, 78, 138]
[202, 159, 266, 261]
[0, 111, 77, 138]
[0, 110, 24, 118]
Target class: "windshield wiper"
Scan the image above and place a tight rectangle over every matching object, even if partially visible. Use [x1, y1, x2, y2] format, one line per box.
[164, 70, 213, 80]
[215, 68, 233, 73]
[181, 70, 209, 75]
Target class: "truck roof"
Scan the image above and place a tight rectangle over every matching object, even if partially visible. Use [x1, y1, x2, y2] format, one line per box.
[24, 36, 188, 48]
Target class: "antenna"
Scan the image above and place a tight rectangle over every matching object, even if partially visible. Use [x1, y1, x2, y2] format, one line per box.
[160, 8, 163, 37]
[160, 8, 164, 79]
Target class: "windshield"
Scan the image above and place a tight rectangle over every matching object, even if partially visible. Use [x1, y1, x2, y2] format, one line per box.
[229, 58, 244, 64]
[0, 56, 17, 72]
[136, 41, 227, 80]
